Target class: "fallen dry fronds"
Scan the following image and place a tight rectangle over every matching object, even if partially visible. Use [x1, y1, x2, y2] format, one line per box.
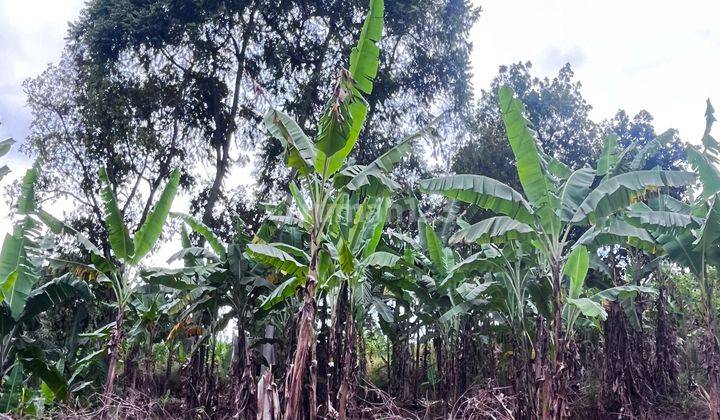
[355, 380, 421, 419]
[49, 390, 203, 420]
[449, 382, 515, 420]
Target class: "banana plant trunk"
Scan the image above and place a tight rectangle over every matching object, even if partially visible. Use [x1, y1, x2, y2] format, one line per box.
[235, 330, 256, 414]
[704, 324, 720, 420]
[512, 330, 536, 418]
[164, 341, 174, 393]
[654, 281, 678, 395]
[144, 326, 155, 392]
[284, 230, 319, 420]
[337, 304, 357, 419]
[103, 309, 125, 405]
[547, 260, 569, 419]
[701, 269, 720, 420]
[601, 300, 654, 416]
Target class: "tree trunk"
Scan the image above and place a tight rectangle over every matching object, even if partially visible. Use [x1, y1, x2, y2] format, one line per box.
[235, 333, 256, 416]
[600, 301, 654, 417]
[547, 262, 569, 419]
[309, 337, 318, 420]
[534, 315, 552, 420]
[654, 281, 678, 396]
[164, 342, 174, 393]
[257, 370, 281, 420]
[337, 307, 357, 419]
[283, 231, 319, 420]
[433, 335, 444, 401]
[702, 270, 720, 420]
[144, 327, 155, 393]
[103, 310, 125, 406]
[200, 5, 257, 228]
[325, 284, 346, 415]
[512, 327, 535, 418]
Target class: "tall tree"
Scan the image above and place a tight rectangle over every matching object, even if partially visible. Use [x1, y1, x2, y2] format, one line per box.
[453, 62, 600, 189]
[23, 54, 190, 250]
[23, 0, 478, 241]
[602, 109, 687, 172]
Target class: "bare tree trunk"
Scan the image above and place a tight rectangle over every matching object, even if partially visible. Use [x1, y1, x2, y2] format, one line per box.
[236, 333, 256, 417]
[704, 327, 720, 420]
[512, 328, 535, 419]
[204, 333, 218, 409]
[600, 301, 654, 417]
[310, 337, 318, 420]
[434, 335, 443, 401]
[103, 310, 125, 406]
[257, 370, 280, 420]
[144, 327, 155, 393]
[164, 342, 174, 393]
[702, 269, 720, 420]
[325, 285, 345, 416]
[655, 275, 679, 395]
[283, 232, 319, 420]
[547, 261, 570, 419]
[337, 307, 357, 419]
[534, 315, 550, 420]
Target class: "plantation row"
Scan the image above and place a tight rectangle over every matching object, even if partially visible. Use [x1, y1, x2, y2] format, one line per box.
[1, 0, 720, 419]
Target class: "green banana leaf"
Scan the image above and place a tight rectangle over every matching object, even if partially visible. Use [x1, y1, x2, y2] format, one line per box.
[98, 167, 134, 261]
[559, 167, 595, 221]
[171, 212, 227, 259]
[316, 0, 383, 176]
[571, 170, 696, 224]
[131, 169, 180, 263]
[449, 216, 535, 245]
[246, 243, 308, 277]
[420, 174, 534, 224]
[264, 108, 316, 174]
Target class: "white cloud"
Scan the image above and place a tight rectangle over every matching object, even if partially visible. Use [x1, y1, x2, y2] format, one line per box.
[0, 0, 85, 142]
[0, 0, 84, 239]
[470, 0, 720, 141]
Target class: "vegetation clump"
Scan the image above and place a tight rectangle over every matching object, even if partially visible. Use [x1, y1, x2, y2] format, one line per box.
[1, 1, 719, 419]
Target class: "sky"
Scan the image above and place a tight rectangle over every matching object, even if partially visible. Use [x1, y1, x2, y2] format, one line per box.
[1, 0, 719, 241]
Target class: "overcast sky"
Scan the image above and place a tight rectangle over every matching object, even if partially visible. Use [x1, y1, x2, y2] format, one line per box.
[1, 0, 719, 240]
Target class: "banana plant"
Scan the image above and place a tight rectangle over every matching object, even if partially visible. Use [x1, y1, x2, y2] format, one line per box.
[246, 1, 417, 416]
[0, 166, 95, 407]
[90, 167, 180, 402]
[383, 214, 503, 399]
[22, 166, 180, 403]
[125, 288, 167, 391]
[155, 211, 281, 410]
[654, 100, 720, 419]
[0, 167, 42, 324]
[570, 130, 685, 326]
[246, 137, 432, 416]
[420, 86, 696, 419]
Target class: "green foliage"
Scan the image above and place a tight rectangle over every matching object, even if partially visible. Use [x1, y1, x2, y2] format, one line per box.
[131, 169, 180, 263]
[98, 167, 134, 261]
[315, 0, 384, 176]
[5, 2, 720, 418]
[498, 86, 555, 209]
[246, 244, 308, 277]
[171, 212, 227, 259]
[571, 170, 696, 224]
[564, 245, 589, 300]
[420, 175, 534, 224]
[449, 216, 535, 245]
[0, 138, 14, 182]
[264, 109, 317, 175]
[559, 167, 595, 221]
[597, 135, 620, 176]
